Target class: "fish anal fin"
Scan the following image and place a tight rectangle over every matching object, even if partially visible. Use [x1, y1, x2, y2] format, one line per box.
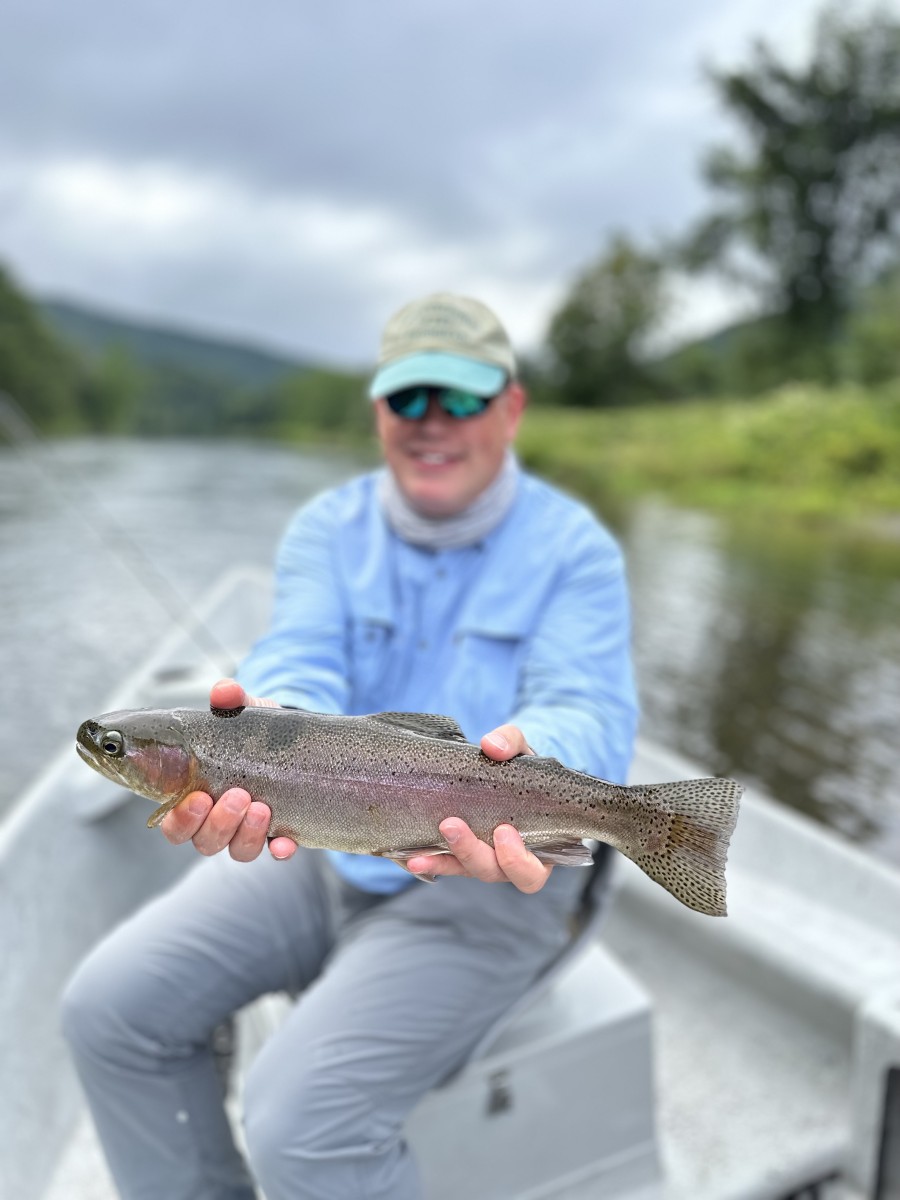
[526, 838, 595, 867]
[369, 712, 469, 743]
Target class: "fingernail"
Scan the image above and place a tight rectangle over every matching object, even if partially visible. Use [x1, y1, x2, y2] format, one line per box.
[245, 805, 267, 828]
[486, 732, 509, 751]
[442, 821, 461, 844]
[187, 796, 208, 818]
[223, 791, 248, 815]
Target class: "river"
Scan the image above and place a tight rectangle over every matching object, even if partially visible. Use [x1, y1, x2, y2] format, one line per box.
[2, 436, 898, 867]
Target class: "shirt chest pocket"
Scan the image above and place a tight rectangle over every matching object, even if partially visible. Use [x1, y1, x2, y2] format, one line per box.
[450, 628, 525, 730]
[348, 617, 395, 711]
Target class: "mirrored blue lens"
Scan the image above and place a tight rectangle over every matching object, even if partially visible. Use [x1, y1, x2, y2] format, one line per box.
[385, 388, 430, 419]
[440, 389, 491, 417]
[384, 387, 494, 420]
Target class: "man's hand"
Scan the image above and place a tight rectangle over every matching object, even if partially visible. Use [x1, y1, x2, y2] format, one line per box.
[159, 678, 298, 862]
[406, 723, 553, 894]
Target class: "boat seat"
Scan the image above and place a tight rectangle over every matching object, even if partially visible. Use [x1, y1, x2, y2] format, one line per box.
[234, 849, 663, 1200]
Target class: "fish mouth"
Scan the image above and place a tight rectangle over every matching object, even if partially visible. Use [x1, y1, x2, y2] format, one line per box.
[75, 720, 121, 783]
[75, 734, 112, 780]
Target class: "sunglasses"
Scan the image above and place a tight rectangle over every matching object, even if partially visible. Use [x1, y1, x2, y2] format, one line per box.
[384, 384, 502, 421]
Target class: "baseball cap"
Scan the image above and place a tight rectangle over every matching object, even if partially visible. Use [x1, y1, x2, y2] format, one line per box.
[368, 293, 516, 399]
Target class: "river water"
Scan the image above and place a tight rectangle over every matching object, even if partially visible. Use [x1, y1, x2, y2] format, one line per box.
[2, 437, 899, 867]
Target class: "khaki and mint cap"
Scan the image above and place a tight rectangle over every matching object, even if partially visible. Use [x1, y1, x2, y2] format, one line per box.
[369, 293, 516, 399]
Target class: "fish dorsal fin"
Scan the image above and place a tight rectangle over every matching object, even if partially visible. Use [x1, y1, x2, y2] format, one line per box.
[369, 711, 469, 743]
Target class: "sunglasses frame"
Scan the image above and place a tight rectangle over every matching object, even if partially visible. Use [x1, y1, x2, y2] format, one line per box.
[383, 383, 505, 421]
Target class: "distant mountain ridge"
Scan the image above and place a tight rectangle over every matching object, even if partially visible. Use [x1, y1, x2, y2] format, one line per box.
[40, 298, 308, 390]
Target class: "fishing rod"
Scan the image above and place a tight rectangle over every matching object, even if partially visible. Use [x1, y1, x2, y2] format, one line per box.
[0, 390, 237, 672]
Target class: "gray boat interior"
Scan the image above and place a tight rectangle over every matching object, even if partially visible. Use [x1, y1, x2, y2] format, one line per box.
[2, 568, 899, 1200]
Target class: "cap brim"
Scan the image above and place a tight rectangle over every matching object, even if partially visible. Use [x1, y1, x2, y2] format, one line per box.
[369, 353, 506, 400]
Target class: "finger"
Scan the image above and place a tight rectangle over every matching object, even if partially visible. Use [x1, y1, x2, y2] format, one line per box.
[209, 678, 280, 713]
[209, 678, 247, 711]
[480, 724, 535, 762]
[160, 791, 213, 845]
[227, 801, 272, 862]
[191, 787, 252, 856]
[268, 836, 298, 861]
[435, 818, 506, 882]
[493, 824, 552, 894]
[403, 852, 467, 878]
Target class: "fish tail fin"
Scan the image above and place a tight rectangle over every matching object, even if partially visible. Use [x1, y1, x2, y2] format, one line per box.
[616, 777, 742, 916]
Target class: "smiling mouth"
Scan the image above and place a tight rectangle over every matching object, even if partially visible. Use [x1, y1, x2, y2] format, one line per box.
[410, 451, 459, 466]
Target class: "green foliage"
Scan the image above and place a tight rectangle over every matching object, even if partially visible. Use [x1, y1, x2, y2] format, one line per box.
[255, 368, 373, 442]
[78, 348, 142, 432]
[545, 234, 668, 407]
[842, 271, 900, 385]
[684, 5, 900, 369]
[0, 266, 85, 432]
[0, 267, 376, 442]
[518, 380, 900, 519]
[41, 300, 302, 392]
[280, 369, 370, 436]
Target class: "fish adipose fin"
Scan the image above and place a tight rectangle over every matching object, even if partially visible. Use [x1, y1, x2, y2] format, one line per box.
[369, 712, 469, 742]
[619, 777, 742, 917]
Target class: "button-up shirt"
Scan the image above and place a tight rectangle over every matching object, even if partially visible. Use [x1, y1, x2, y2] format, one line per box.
[237, 467, 639, 893]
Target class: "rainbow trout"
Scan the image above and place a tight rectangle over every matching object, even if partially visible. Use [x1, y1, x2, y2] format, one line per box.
[75, 705, 742, 915]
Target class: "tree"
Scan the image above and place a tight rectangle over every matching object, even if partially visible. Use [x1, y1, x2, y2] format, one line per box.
[0, 265, 84, 431]
[686, 6, 900, 351]
[842, 268, 900, 384]
[79, 346, 143, 432]
[546, 235, 667, 407]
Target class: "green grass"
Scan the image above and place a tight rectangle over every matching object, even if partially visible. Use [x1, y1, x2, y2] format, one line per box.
[518, 380, 900, 525]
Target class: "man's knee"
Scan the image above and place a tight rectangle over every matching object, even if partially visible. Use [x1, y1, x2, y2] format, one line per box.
[61, 938, 163, 1068]
[242, 1035, 401, 1172]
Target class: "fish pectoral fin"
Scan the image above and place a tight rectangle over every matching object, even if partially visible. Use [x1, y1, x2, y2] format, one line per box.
[380, 845, 452, 884]
[526, 838, 596, 867]
[368, 712, 469, 743]
[146, 794, 183, 829]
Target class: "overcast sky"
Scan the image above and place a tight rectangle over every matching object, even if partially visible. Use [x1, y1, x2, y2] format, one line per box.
[1, 0, 893, 366]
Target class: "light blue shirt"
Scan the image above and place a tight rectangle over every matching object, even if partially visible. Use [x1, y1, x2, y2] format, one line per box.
[237, 467, 639, 893]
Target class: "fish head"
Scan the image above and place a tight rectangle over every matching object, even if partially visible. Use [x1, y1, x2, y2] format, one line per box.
[75, 708, 198, 802]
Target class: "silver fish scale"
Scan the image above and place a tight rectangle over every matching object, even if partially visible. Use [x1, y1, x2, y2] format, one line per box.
[77, 706, 743, 915]
[181, 707, 634, 854]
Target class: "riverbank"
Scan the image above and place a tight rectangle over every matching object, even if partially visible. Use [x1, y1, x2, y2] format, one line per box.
[276, 379, 900, 534]
[516, 380, 900, 527]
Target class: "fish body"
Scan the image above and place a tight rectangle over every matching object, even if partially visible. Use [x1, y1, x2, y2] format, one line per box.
[75, 706, 742, 916]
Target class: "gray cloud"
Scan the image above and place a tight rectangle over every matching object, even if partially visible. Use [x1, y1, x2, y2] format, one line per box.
[0, 0, 877, 361]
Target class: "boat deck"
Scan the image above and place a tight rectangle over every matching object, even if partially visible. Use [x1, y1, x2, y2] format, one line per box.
[44, 900, 861, 1200]
[9, 570, 896, 1200]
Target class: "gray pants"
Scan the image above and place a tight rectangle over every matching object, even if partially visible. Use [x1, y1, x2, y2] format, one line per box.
[61, 849, 585, 1200]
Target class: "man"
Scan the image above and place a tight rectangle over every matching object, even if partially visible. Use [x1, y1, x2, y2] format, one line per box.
[63, 293, 639, 1200]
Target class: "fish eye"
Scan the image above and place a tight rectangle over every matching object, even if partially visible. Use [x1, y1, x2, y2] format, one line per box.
[101, 730, 124, 757]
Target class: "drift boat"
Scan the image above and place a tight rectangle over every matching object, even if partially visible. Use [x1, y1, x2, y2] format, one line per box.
[2, 568, 898, 1200]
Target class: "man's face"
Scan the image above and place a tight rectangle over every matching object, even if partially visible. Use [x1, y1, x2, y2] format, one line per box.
[374, 383, 526, 518]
